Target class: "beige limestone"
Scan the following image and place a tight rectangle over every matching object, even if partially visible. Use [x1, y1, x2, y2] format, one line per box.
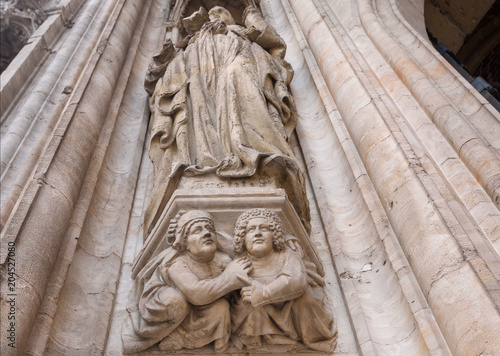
[286, 0, 500, 354]
[142, 4, 310, 240]
[1, 0, 120, 229]
[143, 188, 321, 272]
[1, 0, 499, 355]
[273, 1, 433, 354]
[123, 205, 336, 353]
[43, 0, 165, 354]
[1, 0, 152, 353]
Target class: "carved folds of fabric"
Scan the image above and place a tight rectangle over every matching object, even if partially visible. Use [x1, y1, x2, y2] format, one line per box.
[144, 16, 306, 237]
[122, 249, 234, 353]
[231, 246, 337, 352]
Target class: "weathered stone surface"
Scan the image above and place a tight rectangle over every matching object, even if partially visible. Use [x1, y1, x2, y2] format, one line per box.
[1, 0, 499, 355]
[142, 4, 310, 239]
[132, 188, 323, 281]
[123, 206, 336, 353]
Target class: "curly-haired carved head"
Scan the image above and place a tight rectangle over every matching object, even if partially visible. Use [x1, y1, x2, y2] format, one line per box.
[234, 208, 285, 257]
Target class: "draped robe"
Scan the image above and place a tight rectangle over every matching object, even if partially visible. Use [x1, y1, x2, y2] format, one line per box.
[231, 247, 337, 352]
[122, 250, 235, 353]
[144, 17, 308, 237]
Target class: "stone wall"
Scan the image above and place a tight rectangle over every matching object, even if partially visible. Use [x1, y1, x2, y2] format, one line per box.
[1, 0, 499, 355]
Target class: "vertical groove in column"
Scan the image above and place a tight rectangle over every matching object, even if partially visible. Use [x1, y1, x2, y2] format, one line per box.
[308, 1, 454, 353]
[273, 0, 429, 354]
[0, 0, 87, 120]
[0, 0, 145, 353]
[386, 0, 500, 153]
[320, 0, 500, 254]
[320, 0, 500, 302]
[289, 0, 500, 354]
[0, 0, 121, 232]
[0, 0, 105, 182]
[44, 0, 160, 353]
[356, 0, 500, 212]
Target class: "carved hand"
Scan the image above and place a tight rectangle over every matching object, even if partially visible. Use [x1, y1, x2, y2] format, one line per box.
[241, 26, 261, 42]
[227, 257, 253, 286]
[241, 286, 252, 304]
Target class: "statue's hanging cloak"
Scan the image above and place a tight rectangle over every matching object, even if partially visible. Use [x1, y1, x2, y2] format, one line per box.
[144, 19, 309, 237]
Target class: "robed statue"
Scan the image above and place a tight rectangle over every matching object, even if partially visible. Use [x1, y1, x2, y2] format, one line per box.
[143, 2, 309, 238]
[124, 2, 337, 353]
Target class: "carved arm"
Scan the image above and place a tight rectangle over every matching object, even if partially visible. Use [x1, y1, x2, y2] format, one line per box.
[249, 251, 308, 307]
[242, 5, 286, 58]
[168, 258, 250, 306]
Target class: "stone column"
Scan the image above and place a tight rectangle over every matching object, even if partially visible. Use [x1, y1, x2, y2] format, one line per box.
[286, 0, 500, 354]
[0, 0, 150, 353]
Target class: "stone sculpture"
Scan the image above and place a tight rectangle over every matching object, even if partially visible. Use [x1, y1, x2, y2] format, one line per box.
[143, 3, 309, 238]
[231, 208, 337, 352]
[122, 210, 252, 353]
[124, 2, 336, 352]
[123, 208, 337, 353]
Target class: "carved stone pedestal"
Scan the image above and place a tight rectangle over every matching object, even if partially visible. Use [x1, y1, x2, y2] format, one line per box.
[132, 187, 323, 280]
[124, 188, 337, 354]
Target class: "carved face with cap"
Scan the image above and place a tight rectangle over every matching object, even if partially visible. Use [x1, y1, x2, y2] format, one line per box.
[186, 218, 217, 262]
[208, 6, 235, 25]
[171, 210, 218, 262]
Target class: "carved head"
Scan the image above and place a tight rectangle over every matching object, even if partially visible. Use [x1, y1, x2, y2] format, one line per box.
[234, 208, 286, 257]
[168, 210, 216, 255]
[182, 7, 209, 34]
[208, 6, 235, 25]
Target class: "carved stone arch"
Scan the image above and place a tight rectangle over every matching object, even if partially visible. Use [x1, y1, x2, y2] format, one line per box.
[0, 14, 35, 72]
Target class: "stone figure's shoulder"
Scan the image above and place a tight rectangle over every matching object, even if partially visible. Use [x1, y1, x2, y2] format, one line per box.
[281, 246, 306, 267]
[169, 253, 191, 269]
[213, 251, 233, 267]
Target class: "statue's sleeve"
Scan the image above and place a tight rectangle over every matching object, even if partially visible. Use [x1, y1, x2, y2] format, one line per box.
[243, 6, 286, 58]
[144, 40, 176, 96]
[168, 259, 242, 306]
[150, 52, 188, 150]
[250, 250, 308, 307]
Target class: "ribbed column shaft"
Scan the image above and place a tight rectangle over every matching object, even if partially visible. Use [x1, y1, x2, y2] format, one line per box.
[289, 0, 500, 354]
[0, 0, 145, 353]
[271, 0, 430, 353]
